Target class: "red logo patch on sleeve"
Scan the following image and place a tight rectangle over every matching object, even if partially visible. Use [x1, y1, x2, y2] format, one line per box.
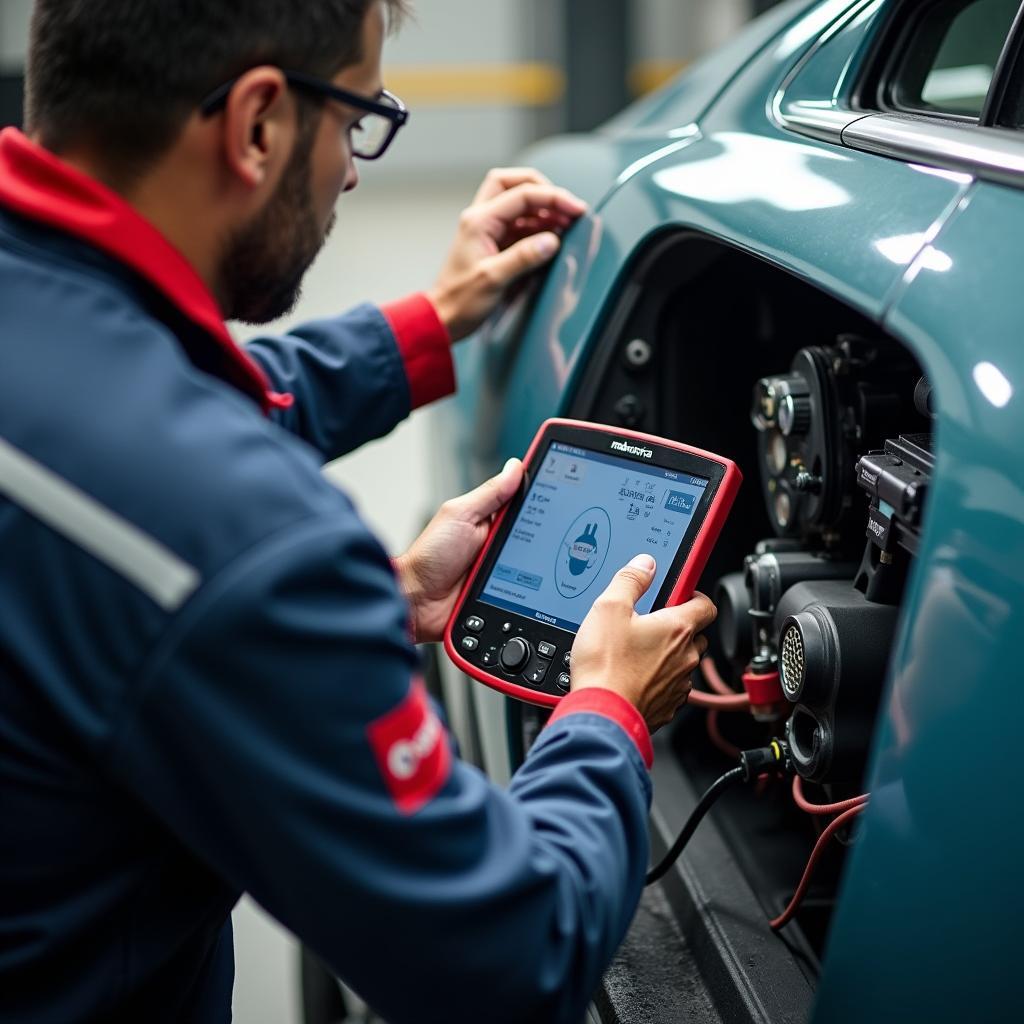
[367, 679, 452, 815]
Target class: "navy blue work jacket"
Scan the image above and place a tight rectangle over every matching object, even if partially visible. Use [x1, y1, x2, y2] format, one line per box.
[0, 128, 653, 1024]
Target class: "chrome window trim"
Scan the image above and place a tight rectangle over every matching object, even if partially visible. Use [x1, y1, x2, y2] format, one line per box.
[777, 101, 1024, 188]
[842, 112, 1024, 185]
[772, 97, 872, 141]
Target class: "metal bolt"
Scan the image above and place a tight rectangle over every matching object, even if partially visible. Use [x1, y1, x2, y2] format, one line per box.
[794, 471, 823, 494]
[623, 338, 653, 370]
[613, 394, 645, 427]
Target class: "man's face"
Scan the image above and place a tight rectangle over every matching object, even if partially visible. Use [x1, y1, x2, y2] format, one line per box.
[221, 1, 387, 324]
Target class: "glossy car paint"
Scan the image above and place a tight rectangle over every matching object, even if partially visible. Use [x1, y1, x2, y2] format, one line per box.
[815, 180, 1024, 1020]
[437, 0, 1022, 1017]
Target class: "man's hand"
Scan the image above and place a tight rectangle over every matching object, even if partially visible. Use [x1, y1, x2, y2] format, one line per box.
[394, 458, 524, 643]
[428, 168, 588, 341]
[571, 555, 717, 733]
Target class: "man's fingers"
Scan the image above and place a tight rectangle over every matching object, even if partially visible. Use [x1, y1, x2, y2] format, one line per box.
[674, 673, 695, 710]
[510, 211, 573, 236]
[446, 458, 524, 524]
[687, 591, 718, 631]
[473, 166, 553, 204]
[481, 233, 562, 289]
[504, 215, 573, 250]
[479, 183, 588, 229]
[598, 554, 657, 609]
[522, 208, 574, 227]
[648, 591, 717, 635]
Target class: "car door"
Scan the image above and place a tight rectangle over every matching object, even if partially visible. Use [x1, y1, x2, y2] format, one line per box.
[807, 2, 1024, 1019]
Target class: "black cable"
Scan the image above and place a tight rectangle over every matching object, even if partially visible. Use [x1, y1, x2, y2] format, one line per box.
[644, 766, 746, 886]
[644, 742, 789, 886]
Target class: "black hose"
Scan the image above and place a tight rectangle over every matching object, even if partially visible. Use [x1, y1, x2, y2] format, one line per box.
[645, 766, 745, 885]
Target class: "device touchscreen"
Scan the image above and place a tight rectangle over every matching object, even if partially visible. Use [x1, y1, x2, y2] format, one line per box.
[479, 441, 710, 632]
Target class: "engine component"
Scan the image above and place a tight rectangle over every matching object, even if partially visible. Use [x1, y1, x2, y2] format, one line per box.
[851, 432, 933, 605]
[774, 581, 900, 783]
[750, 337, 925, 544]
[715, 542, 857, 667]
[913, 376, 937, 420]
[856, 432, 933, 559]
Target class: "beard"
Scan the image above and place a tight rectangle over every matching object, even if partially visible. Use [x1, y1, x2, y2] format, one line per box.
[220, 124, 336, 325]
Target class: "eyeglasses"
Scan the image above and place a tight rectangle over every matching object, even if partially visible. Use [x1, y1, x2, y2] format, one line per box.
[199, 69, 408, 161]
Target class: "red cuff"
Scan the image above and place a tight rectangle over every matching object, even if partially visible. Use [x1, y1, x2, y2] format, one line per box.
[381, 293, 455, 410]
[546, 688, 654, 770]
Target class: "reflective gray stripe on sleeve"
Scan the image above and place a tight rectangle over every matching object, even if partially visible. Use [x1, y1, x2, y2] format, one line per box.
[0, 436, 200, 612]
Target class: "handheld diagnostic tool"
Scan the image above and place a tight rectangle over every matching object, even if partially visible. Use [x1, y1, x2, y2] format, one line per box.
[443, 419, 741, 707]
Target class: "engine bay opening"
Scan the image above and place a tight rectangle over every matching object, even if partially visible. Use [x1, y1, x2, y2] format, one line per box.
[560, 231, 934, 974]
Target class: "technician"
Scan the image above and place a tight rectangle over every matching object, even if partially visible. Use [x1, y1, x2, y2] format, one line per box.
[0, 2, 715, 1022]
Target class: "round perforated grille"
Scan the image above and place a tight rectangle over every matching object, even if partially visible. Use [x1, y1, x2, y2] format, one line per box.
[780, 623, 805, 698]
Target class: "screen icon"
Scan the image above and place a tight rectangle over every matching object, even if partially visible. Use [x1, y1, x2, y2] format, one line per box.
[665, 490, 697, 514]
[555, 506, 612, 599]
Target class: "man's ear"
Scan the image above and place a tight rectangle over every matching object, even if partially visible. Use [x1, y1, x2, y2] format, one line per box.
[220, 66, 295, 190]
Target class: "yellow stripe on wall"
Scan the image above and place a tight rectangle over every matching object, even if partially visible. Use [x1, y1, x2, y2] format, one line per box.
[381, 59, 688, 109]
[629, 59, 689, 97]
[385, 63, 566, 107]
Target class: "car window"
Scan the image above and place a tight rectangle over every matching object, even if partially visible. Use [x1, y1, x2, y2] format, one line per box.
[885, 0, 1021, 118]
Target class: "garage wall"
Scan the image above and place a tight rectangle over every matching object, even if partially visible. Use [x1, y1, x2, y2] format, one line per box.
[0, 0, 29, 125]
[1, 1, 761, 153]
[0, 0, 30, 68]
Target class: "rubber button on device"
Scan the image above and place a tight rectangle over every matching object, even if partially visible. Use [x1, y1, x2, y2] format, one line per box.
[460, 636, 479, 653]
[524, 658, 550, 685]
[501, 622, 513, 634]
[556, 673, 571, 693]
[537, 641, 556, 659]
[464, 615, 485, 633]
[481, 649, 496, 667]
[499, 637, 531, 672]
[563, 651, 571, 668]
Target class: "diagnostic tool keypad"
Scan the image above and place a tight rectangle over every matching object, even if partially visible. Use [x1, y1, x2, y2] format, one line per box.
[458, 615, 568, 698]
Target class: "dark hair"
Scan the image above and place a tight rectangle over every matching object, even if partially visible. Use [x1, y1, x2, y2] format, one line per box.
[25, 0, 407, 175]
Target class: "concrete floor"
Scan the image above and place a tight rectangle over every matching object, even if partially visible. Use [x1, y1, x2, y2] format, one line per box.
[231, 173, 481, 1024]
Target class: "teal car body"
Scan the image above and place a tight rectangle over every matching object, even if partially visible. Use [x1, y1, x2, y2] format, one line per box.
[437, 1, 1023, 1019]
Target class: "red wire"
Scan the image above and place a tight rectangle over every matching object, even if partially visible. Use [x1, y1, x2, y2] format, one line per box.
[791, 776, 868, 815]
[688, 657, 750, 709]
[770, 803, 866, 930]
[705, 709, 742, 759]
[701, 656, 737, 696]
[688, 689, 750, 709]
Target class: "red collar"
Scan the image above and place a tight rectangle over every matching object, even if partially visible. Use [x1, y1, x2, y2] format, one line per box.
[0, 128, 292, 414]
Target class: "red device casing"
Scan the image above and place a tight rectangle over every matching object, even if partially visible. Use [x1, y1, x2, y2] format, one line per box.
[443, 418, 742, 707]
